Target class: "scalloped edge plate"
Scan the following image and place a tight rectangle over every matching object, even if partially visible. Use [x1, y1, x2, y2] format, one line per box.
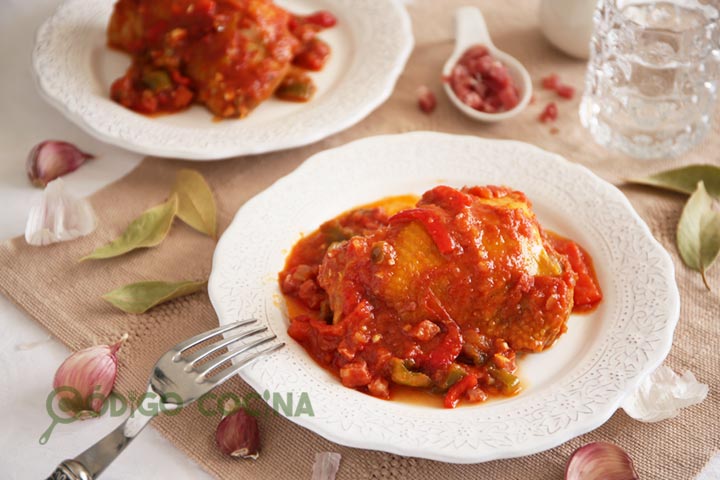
[32, 0, 413, 160]
[209, 132, 679, 463]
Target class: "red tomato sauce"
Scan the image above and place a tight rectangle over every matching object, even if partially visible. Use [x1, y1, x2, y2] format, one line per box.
[547, 233, 603, 312]
[107, 0, 336, 118]
[279, 186, 602, 408]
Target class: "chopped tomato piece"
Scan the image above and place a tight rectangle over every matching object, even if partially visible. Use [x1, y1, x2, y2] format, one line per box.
[556, 83, 576, 99]
[541, 73, 560, 90]
[539, 102, 558, 123]
[444, 374, 478, 408]
[368, 376, 390, 399]
[293, 38, 331, 71]
[409, 320, 441, 341]
[340, 360, 372, 387]
[417, 85, 437, 114]
[541, 73, 575, 99]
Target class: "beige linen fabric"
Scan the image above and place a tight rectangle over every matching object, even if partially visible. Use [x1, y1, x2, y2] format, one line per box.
[1, 0, 718, 478]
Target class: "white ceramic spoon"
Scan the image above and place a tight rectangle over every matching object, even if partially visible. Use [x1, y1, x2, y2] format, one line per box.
[442, 6, 532, 122]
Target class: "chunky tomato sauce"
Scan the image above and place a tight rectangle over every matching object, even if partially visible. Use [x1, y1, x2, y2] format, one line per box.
[279, 186, 602, 408]
[107, 0, 336, 118]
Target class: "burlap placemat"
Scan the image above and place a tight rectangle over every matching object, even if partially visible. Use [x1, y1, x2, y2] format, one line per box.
[2, 0, 718, 478]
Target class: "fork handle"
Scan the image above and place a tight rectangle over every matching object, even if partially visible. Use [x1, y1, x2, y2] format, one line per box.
[46, 398, 157, 480]
[47, 460, 93, 480]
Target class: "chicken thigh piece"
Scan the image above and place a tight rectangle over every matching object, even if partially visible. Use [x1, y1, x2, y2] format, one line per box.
[319, 185, 576, 355]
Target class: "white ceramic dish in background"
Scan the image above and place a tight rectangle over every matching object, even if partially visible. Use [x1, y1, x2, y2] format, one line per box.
[209, 132, 679, 463]
[539, 0, 596, 60]
[443, 7, 532, 122]
[32, 0, 413, 160]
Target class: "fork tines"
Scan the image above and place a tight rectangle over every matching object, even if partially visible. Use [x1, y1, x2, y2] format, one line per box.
[171, 319, 283, 386]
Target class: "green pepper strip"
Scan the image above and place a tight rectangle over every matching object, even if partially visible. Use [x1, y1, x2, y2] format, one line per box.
[488, 366, 521, 395]
[320, 222, 351, 243]
[276, 82, 314, 100]
[437, 363, 467, 391]
[142, 70, 172, 91]
[390, 358, 432, 388]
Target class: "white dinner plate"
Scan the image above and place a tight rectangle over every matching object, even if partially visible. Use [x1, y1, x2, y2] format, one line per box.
[209, 132, 679, 463]
[32, 0, 413, 160]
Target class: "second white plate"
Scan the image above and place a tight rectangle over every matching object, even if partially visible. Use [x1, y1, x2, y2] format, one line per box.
[32, 0, 413, 160]
[209, 132, 679, 463]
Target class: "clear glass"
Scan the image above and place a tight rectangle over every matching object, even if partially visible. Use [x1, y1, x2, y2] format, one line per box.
[581, 0, 720, 159]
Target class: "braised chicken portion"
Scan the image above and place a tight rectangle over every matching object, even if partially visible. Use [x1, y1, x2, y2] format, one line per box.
[320, 185, 576, 353]
[107, 0, 335, 117]
[280, 185, 602, 408]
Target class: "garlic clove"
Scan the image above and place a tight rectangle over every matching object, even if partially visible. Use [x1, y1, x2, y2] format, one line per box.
[25, 178, 97, 246]
[312, 452, 342, 480]
[565, 442, 639, 480]
[27, 140, 94, 187]
[215, 407, 260, 459]
[53, 334, 127, 419]
[622, 365, 708, 422]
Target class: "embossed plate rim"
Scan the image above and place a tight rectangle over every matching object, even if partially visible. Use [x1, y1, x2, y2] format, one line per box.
[31, 0, 413, 160]
[209, 132, 679, 463]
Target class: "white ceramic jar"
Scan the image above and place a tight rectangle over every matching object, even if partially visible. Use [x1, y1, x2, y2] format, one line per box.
[539, 0, 597, 59]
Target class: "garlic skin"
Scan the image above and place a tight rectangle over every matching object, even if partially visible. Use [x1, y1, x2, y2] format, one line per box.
[25, 178, 97, 246]
[622, 365, 708, 422]
[53, 334, 127, 419]
[311, 452, 342, 480]
[27, 140, 94, 187]
[565, 442, 638, 480]
[215, 408, 260, 459]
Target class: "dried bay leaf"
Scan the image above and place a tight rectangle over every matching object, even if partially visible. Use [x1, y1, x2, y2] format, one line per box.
[171, 169, 217, 238]
[81, 194, 179, 261]
[677, 181, 720, 290]
[103, 279, 207, 314]
[629, 164, 720, 198]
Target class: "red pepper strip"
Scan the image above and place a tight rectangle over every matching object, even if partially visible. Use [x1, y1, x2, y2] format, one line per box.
[303, 11, 337, 28]
[420, 185, 473, 213]
[421, 290, 463, 372]
[389, 208, 459, 255]
[567, 243, 602, 309]
[170, 69, 191, 87]
[144, 21, 169, 45]
[444, 374, 478, 408]
[550, 238, 602, 310]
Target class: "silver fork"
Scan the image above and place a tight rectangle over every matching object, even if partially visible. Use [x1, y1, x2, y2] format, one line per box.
[47, 319, 284, 480]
